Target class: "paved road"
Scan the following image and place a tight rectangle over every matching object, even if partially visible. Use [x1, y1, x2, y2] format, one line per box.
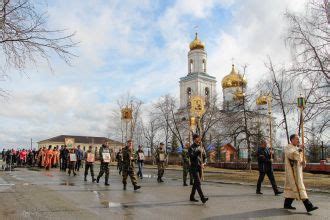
[0, 166, 329, 220]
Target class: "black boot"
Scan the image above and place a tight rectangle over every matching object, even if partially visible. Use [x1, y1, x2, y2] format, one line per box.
[84, 176, 87, 181]
[256, 191, 263, 195]
[275, 190, 283, 196]
[105, 181, 110, 186]
[303, 199, 318, 212]
[92, 177, 96, 182]
[134, 185, 141, 191]
[160, 178, 164, 183]
[183, 182, 188, 186]
[123, 184, 127, 190]
[190, 197, 199, 202]
[201, 197, 209, 204]
[96, 176, 100, 183]
[284, 198, 296, 210]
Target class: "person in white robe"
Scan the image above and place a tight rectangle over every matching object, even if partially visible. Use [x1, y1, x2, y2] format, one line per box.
[284, 134, 318, 212]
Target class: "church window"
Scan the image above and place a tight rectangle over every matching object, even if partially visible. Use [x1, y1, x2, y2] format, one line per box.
[187, 87, 192, 107]
[205, 87, 209, 96]
[205, 87, 210, 106]
[202, 59, 206, 72]
[190, 59, 193, 73]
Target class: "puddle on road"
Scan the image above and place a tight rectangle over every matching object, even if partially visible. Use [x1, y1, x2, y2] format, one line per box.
[0, 183, 15, 186]
[94, 191, 123, 209]
[100, 201, 123, 208]
[142, 174, 158, 178]
[60, 181, 75, 186]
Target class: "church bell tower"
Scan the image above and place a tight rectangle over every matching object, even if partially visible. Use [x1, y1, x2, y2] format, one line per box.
[179, 33, 217, 109]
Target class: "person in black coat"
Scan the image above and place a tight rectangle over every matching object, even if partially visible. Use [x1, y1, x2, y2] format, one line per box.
[188, 134, 208, 204]
[256, 140, 282, 195]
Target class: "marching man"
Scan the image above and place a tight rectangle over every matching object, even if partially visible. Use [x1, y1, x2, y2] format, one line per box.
[84, 145, 96, 182]
[283, 134, 318, 212]
[189, 134, 208, 203]
[96, 143, 111, 186]
[256, 140, 282, 195]
[155, 143, 167, 183]
[122, 140, 141, 191]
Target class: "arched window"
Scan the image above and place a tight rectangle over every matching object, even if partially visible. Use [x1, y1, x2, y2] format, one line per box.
[205, 87, 210, 106]
[202, 59, 206, 72]
[187, 87, 192, 107]
[205, 87, 209, 96]
[190, 59, 193, 73]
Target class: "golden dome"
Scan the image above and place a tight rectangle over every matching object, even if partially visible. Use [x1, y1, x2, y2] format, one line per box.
[189, 33, 205, 50]
[222, 64, 247, 89]
[256, 95, 268, 105]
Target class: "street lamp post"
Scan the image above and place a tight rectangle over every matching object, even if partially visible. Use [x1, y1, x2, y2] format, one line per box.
[297, 94, 306, 162]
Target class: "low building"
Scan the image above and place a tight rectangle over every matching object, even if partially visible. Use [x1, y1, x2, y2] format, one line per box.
[37, 135, 123, 160]
[221, 144, 238, 162]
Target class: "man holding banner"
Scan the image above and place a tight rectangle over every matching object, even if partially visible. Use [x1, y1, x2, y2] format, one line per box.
[96, 143, 111, 186]
[68, 148, 77, 176]
[155, 143, 167, 183]
[136, 145, 144, 179]
[84, 145, 96, 182]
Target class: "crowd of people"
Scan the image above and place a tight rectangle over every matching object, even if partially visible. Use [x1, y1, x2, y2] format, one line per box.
[0, 133, 319, 212]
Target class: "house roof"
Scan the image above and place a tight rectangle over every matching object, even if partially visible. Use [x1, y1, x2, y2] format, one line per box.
[221, 143, 237, 152]
[38, 135, 123, 146]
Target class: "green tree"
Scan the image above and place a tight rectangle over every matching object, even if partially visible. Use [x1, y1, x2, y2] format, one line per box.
[171, 132, 179, 153]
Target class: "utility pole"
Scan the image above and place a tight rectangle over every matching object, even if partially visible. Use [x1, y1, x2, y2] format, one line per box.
[30, 138, 32, 150]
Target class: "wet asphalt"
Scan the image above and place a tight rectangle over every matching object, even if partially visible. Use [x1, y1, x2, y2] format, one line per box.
[0, 166, 329, 220]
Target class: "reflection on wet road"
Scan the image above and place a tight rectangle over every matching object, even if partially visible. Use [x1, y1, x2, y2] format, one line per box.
[0, 167, 329, 220]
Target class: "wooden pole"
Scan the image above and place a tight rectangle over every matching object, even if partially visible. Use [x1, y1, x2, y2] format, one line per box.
[300, 108, 305, 162]
[268, 96, 273, 160]
[198, 117, 205, 181]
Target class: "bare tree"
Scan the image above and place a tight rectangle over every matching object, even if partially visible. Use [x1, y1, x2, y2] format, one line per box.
[109, 93, 143, 146]
[141, 113, 161, 158]
[154, 94, 188, 149]
[262, 57, 297, 144]
[0, 0, 77, 72]
[285, 0, 329, 141]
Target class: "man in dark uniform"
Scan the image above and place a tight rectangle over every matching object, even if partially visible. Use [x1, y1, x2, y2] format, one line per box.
[84, 145, 96, 182]
[182, 142, 193, 186]
[155, 143, 167, 183]
[61, 145, 69, 171]
[116, 149, 123, 175]
[122, 140, 141, 191]
[256, 140, 283, 195]
[97, 143, 111, 186]
[188, 134, 208, 204]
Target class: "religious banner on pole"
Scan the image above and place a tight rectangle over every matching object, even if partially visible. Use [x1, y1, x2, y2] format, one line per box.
[65, 138, 75, 149]
[121, 107, 133, 121]
[190, 96, 205, 117]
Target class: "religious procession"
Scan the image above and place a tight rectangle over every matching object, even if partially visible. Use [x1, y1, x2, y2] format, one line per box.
[2, 94, 319, 214]
[0, 0, 328, 219]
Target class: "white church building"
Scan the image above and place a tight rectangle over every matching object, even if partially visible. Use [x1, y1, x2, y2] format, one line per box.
[177, 33, 277, 161]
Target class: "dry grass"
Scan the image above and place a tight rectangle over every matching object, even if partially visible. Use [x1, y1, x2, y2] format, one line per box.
[145, 164, 330, 191]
